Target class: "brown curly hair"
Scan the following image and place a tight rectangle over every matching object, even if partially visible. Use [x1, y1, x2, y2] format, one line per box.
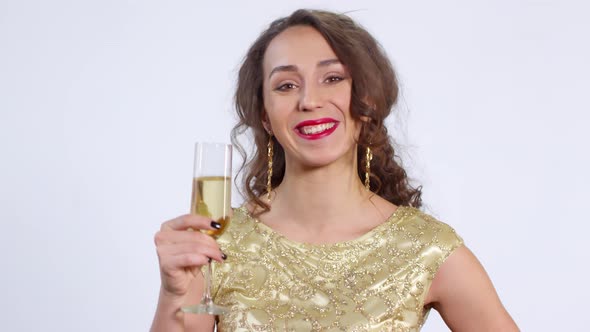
[231, 9, 422, 213]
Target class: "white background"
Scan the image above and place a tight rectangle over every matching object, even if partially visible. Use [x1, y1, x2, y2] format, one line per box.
[1, 1, 589, 331]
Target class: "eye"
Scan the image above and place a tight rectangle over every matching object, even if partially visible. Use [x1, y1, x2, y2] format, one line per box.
[275, 82, 298, 91]
[325, 75, 344, 83]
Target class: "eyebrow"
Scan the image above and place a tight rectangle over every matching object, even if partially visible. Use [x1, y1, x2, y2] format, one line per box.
[268, 58, 342, 79]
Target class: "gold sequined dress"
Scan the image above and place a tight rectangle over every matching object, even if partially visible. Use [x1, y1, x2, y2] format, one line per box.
[211, 205, 463, 331]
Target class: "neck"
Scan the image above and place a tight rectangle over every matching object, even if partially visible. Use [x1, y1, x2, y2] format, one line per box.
[270, 152, 370, 227]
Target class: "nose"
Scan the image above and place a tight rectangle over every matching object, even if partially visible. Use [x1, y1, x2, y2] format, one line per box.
[298, 82, 323, 112]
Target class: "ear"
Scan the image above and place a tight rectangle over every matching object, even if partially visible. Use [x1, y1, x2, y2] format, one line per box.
[360, 97, 376, 123]
[261, 111, 273, 135]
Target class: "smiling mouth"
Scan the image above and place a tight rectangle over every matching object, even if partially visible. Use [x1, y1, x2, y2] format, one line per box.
[298, 122, 337, 135]
[294, 119, 339, 140]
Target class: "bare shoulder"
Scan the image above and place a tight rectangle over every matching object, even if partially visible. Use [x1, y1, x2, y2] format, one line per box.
[427, 245, 519, 331]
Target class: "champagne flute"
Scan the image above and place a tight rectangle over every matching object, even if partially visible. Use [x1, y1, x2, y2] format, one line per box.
[181, 142, 232, 315]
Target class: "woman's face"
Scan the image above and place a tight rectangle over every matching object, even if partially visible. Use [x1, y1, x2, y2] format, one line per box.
[262, 25, 360, 169]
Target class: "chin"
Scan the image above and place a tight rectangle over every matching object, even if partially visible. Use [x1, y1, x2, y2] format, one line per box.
[300, 148, 354, 168]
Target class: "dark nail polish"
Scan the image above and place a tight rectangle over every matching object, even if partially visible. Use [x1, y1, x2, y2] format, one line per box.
[221, 253, 227, 260]
[208, 257, 212, 263]
[211, 221, 221, 229]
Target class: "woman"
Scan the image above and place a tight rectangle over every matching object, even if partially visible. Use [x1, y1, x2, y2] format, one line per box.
[151, 9, 518, 331]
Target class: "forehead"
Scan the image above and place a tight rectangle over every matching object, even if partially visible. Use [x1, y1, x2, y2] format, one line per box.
[263, 25, 339, 73]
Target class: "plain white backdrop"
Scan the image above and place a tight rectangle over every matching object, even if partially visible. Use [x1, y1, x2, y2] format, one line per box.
[1, 1, 588, 331]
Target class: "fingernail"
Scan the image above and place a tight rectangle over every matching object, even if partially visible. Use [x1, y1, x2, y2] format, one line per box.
[221, 252, 227, 260]
[208, 257, 212, 263]
[211, 221, 221, 229]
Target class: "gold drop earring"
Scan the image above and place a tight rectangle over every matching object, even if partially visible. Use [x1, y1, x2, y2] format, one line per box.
[365, 146, 373, 191]
[267, 134, 274, 201]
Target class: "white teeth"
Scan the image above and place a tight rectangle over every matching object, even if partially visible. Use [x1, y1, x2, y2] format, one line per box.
[300, 122, 336, 135]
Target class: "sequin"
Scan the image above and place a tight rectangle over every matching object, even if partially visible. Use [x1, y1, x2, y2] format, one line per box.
[211, 206, 463, 331]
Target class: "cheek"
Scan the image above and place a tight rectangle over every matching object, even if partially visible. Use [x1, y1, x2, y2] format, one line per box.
[262, 95, 280, 126]
[335, 86, 353, 116]
[264, 104, 284, 127]
[265, 99, 297, 128]
[338, 93, 355, 128]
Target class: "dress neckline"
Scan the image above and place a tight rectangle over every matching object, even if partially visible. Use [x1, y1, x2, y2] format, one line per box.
[236, 205, 410, 249]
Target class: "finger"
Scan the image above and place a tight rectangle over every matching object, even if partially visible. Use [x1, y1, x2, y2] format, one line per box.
[161, 214, 221, 232]
[160, 253, 212, 273]
[157, 243, 225, 262]
[154, 229, 220, 246]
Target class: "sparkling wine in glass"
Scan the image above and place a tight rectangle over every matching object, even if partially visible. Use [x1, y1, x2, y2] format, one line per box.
[181, 142, 232, 315]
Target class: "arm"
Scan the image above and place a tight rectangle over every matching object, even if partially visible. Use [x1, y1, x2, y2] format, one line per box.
[426, 246, 519, 332]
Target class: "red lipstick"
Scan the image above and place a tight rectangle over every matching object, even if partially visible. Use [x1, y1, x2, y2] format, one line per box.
[294, 118, 339, 140]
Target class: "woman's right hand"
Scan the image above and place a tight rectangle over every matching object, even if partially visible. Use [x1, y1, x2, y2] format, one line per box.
[154, 214, 225, 299]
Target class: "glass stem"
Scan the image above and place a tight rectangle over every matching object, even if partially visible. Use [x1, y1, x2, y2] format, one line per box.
[200, 260, 213, 305]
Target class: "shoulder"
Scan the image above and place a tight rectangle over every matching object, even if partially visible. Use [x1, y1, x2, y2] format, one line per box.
[394, 206, 464, 254]
[382, 206, 466, 294]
